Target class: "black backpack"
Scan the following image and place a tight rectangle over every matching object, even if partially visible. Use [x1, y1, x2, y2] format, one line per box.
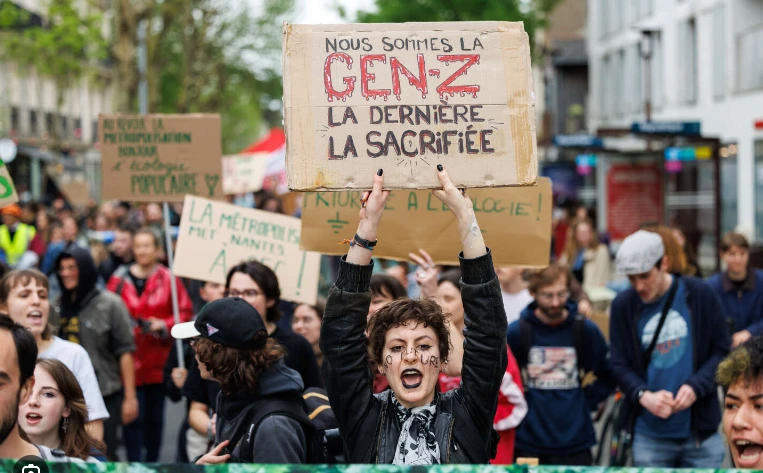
[514, 314, 590, 384]
[225, 388, 341, 464]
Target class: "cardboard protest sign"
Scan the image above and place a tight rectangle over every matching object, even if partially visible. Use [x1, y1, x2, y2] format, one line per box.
[173, 195, 321, 304]
[283, 21, 538, 191]
[0, 161, 18, 207]
[222, 154, 269, 195]
[300, 177, 552, 267]
[99, 114, 223, 202]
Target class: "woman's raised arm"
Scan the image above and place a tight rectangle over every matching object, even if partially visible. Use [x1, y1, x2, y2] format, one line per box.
[346, 169, 390, 265]
[431, 165, 486, 259]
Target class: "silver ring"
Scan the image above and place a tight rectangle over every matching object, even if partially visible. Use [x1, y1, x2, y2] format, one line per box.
[417, 270, 426, 278]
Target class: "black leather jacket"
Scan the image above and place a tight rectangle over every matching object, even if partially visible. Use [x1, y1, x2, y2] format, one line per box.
[321, 250, 508, 464]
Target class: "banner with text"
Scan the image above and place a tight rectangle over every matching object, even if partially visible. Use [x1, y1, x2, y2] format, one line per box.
[283, 21, 538, 191]
[301, 177, 551, 267]
[99, 114, 223, 202]
[173, 196, 320, 304]
[222, 153, 269, 195]
[0, 161, 18, 208]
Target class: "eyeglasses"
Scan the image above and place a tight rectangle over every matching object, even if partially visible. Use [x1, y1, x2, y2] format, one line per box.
[225, 289, 262, 300]
[537, 290, 570, 302]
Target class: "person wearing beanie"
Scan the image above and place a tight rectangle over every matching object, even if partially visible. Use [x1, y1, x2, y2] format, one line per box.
[609, 230, 730, 467]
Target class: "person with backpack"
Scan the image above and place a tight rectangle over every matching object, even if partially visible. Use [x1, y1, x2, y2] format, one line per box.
[321, 167, 508, 464]
[172, 296, 314, 464]
[610, 230, 730, 467]
[506, 263, 615, 465]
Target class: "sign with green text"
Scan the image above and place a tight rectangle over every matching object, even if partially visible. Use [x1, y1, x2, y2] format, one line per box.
[99, 114, 223, 202]
[173, 195, 321, 304]
[300, 177, 552, 267]
[0, 161, 18, 207]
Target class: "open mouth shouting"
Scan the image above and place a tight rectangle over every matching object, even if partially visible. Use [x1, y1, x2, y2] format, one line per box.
[733, 439, 763, 468]
[27, 310, 44, 326]
[25, 412, 43, 426]
[401, 369, 423, 389]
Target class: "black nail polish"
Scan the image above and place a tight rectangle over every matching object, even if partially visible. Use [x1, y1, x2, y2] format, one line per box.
[437, 164, 443, 172]
[377, 168, 383, 176]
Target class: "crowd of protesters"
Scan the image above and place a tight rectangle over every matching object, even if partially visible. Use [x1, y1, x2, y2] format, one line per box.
[0, 177, 759, 468]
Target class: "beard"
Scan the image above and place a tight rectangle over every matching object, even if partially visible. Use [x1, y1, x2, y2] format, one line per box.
[0, 391, 20, 446]
[538, 306, 565, 320]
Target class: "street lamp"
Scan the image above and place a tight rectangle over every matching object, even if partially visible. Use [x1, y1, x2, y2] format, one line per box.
[638, 29, 657, 122]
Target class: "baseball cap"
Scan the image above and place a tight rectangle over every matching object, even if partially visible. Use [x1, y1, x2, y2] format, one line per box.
[615, 230, 665, 275]
[171, 297, 268, 349]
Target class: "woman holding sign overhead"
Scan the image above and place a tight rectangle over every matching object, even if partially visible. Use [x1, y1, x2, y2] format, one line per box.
[106, 227, 193, 462]
[321, 166, 508, 464]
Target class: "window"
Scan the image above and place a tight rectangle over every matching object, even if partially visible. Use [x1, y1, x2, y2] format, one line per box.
[61, 116, 69, 137]
[713, 6, 726, 99]
[73, 118, 82, 139]
[651, 32, 664, 108]
[630, 45, 643, 114]
[600, 0, 609, 39]
[738, 24, 763, 92]
[29, 111, 38, 135]
[615, 50, 625, 116]
[10, 107, 19, 133]
[678, 19, 698, 104]
[92, 119, 98, 144]
[601, 55, 611, 119]
[45, 112, 53, 134]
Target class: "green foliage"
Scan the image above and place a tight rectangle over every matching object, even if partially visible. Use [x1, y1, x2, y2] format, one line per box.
[352, 0, 562, 55]
[146, 0, 293, 153]
[0, 0, 108, 111]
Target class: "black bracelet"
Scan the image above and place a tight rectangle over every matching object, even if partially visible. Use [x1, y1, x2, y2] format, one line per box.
[352, 233, 377, 250]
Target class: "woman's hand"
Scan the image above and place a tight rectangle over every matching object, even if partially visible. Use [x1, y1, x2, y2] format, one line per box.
[347, 169, 390, 265]
[196, 440, 230, 465]
[409, 249, 439, 298]
[431, 165, 486, 259]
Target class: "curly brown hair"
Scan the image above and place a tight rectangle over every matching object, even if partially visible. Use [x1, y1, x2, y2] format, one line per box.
[367, 298, 451, 367]
[194, 337, 285, 394]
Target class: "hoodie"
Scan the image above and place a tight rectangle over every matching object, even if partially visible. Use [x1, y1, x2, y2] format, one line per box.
[214, 360, 307, 463]
[56, 245, 100, 324]
[506, 301, 615, 456]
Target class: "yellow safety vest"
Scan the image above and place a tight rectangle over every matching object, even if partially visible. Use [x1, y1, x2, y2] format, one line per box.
[0, 224, 36, 267]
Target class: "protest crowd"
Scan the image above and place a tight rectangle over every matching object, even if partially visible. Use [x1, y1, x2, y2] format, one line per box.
[0, 11, 760, 472]
[0, 169, 759, 469]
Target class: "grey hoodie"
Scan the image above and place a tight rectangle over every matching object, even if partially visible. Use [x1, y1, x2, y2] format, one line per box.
[214, 360, 307, 463]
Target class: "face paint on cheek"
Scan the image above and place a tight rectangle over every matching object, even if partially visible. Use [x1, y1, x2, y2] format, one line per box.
[383, 355, 393, 370]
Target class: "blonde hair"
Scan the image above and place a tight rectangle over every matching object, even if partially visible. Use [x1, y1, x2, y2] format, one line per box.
[563, 218, 599, 263]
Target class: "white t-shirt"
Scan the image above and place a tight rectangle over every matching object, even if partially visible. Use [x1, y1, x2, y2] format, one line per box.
[502, 288, 534, 325]
[39, 337, 110, 421]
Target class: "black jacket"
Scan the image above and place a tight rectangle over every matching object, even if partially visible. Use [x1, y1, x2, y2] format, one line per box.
[609, 275, 730, 441]
[321, 250, 508, 464]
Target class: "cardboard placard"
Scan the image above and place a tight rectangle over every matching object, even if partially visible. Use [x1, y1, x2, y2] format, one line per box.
[222, 153, 269, 195]
[283, 22, 537, 191]
[300, 177, 552, 267]
[99, 114, 223, 202]
[173, 195, 320, 304]
[0, 162, 18, 207]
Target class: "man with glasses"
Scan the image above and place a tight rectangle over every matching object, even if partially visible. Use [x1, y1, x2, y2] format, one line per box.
[610, 230, 729, 467]
[224, 261, 322, 389]
[53, 245, 138, 460]
[507, 263, 615, 465]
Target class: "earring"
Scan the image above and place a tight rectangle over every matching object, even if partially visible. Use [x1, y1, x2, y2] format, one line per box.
[62, 417, 69, 434]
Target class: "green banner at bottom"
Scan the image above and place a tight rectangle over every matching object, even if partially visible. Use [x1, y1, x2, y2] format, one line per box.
[0, 461, 744, 473]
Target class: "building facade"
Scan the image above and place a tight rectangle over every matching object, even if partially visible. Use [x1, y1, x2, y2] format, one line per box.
[588, 0, 763, 244]
[0, 0, 113, 203]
